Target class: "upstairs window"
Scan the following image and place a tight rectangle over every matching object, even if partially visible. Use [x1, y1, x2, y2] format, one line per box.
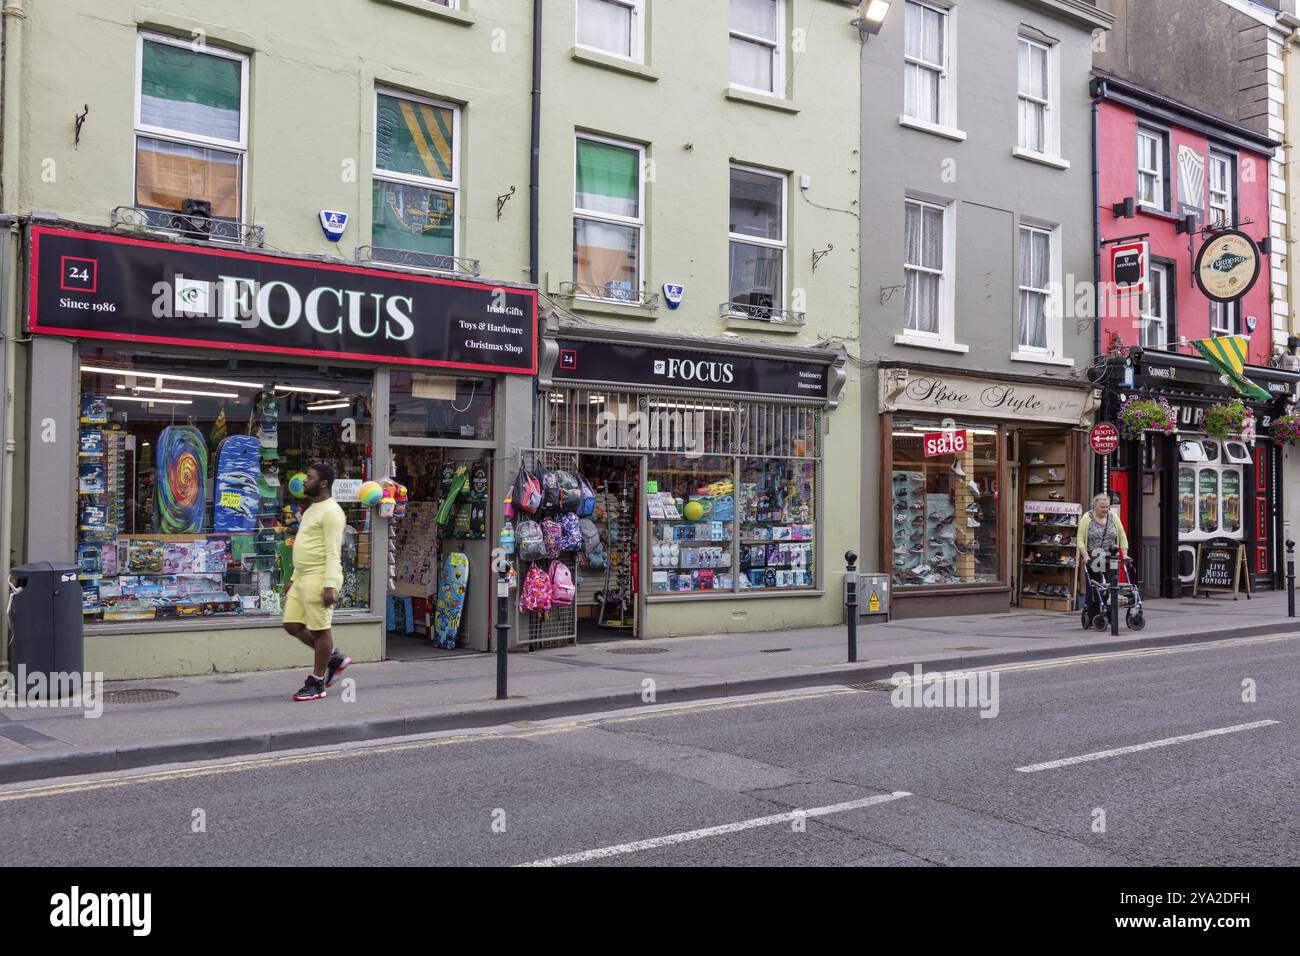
[573, 135, 644, 301]
[1209, 151, 1235, 229]
[1137, 127, 1167, 210]
[730, 0, 784, 96]
[904, 1, 948, 126]
[1141, 261, 1172, 350]
[372, 90, 460, 263]
[1017, 38, 1050, 154]
[904, 198, 947, 336]
[577, 0, 644, 62]
[1018, 225, 1052, 351]
[728, 166, 787, 317]
[135, 34, 247, 226]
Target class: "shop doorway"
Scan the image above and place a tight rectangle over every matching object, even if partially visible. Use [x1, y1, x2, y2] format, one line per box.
[574, 454, 640, 642]
[385, 445, 492, 661]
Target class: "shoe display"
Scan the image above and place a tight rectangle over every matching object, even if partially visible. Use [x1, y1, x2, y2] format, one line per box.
[910, 501, 926, 511]
[967, 480, 981, 497]
[911, 515, 925, 526]
[1028, 456, 1046, 466]
[952, 461, 967, 479]
[1027, 474, 1045, 485]
[1048, 491, 1065, 501]
[965, 502, 981, 513]
[967, 516, 981, 528]
[895, 514, 908, 524]
[936, 513, 954, 525]
[1047, 468, 1063, 481]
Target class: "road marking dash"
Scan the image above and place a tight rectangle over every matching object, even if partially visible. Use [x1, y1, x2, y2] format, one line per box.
[517, 791, 912, 866]
[1015, 720, 1281, 773]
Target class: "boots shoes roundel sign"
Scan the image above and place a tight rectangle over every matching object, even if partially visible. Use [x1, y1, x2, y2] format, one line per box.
[1194, 229, 1261, 304]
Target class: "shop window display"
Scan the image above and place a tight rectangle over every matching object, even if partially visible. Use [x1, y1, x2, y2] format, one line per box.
[647, 455, 735, 594]
[891, 422, 1000, 587]
[77, 348, 373, 623]
[738, 459, 815, 591]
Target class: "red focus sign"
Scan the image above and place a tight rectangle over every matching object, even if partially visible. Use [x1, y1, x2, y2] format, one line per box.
[923, 431, 968, 457]
[1090, 422, 1120, 455]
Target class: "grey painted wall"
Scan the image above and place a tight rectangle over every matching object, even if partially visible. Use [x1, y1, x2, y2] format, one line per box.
[858, 0, 1103, 570]
[25, 336, 77, 563]
[1093, 0, 1282, 136]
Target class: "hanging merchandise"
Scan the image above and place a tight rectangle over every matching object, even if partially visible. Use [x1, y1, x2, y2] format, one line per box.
[514, 466, 542, 514]
[519, 562, 554, 613]
[437, 466, 469, 525]
[433, 551, 470, 648]
[499, 519, 516, 556]
[517, 520, 546, 561]
[548, 559, 575, 606]
[559, 512, 583, 552]
[540, 518, 563, 558]
[359, 480, 385, 507]
[577, 474, 597, 517]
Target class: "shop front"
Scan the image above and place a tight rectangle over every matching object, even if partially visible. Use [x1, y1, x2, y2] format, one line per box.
[21, 223, 536, 678]
[532, 324, 848, 640]
[876, 363, 1099, 619]
[1095, 350, 1299, 599]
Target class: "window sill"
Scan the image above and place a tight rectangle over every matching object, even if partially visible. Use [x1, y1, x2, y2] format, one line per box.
[725, 315, 803, 334]
[1011, 147, 1071, 170]
[725, 86, 800, 114]
[571, 46, 659, 81]
[1137, 204, 1181, 221]
[897, 115, 967, 142]
[567, 295, 659, 321]
[369, 0, 475, 26]
[1010, 350, 1075, 367]
[893, 333, 969, 354]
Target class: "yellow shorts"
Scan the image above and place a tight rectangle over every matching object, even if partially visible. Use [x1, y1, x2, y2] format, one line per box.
[283, 576, 335, 632]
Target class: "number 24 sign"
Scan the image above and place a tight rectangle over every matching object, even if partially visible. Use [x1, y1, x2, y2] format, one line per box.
[923, 431, 968, 457]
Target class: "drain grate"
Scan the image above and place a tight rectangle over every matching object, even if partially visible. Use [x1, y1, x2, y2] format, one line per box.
[847, 681, 897, 692]
[607, 646, 669, 655]
[103, 688, 180, 704]
[760, 647, 792, 654]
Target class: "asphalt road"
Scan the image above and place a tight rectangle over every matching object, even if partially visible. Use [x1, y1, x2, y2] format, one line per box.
[0, 634, 1295, 866]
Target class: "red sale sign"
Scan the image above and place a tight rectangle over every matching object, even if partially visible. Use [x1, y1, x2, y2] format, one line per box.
[923, 431, 968, 457]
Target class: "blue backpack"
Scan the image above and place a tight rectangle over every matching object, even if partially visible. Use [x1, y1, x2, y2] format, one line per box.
[577, 474, 596, 517]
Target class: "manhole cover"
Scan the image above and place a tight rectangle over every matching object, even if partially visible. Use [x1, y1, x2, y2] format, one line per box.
[847, 681, 896, 692]
[102, 688, 180, 704]
[760, 647, 792, 654]
[947, 646, 991, 651]
[607, 646, 669, 655]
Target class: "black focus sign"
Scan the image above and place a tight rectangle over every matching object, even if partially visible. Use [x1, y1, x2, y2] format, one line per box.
[1193, 538, 1252, 600]
[29, 226, 537, 374]
[554, 338, 829, 400]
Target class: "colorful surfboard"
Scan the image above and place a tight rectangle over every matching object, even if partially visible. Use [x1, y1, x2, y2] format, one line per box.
[213, 435, 261, 534]
[433, 552, 470, 649]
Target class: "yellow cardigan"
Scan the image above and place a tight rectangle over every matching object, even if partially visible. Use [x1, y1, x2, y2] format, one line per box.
[1077, 510, 1129, 554]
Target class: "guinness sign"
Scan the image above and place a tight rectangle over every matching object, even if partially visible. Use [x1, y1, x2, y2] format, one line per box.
[1194, 229, 1262, 304]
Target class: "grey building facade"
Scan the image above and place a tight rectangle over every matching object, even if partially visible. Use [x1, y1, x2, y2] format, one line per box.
[860, 0, 1112, 620]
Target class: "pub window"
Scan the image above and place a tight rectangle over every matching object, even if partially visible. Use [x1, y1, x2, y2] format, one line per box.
[1137, 126, 1167, 211]
[372, 89, 460, 265]
[1209, 150, 1235, 229]
[1141, 261, 1173, 349]
[135, 33, 247, 228]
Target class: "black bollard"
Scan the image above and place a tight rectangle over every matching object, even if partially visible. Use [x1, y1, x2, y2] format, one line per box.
[1287, 540, 1295, 619]
[845, 550, 858, 663]
[1109, 546, 1120, 636]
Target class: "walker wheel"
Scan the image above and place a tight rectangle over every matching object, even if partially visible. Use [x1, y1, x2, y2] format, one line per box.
[1092, 614, 1109, 632]
[1126, 609, 1146, 631]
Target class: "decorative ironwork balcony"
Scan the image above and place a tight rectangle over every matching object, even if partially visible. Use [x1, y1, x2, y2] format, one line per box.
[111, 205, 265, 246]
[559, 281, 659, 309]
[720, 301, 806, 326]
[355, 245, 480, 277]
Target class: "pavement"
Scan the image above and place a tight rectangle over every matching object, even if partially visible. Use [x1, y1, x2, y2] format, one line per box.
[1, 634, 1294, 866]
[0, 590, 1296, 784]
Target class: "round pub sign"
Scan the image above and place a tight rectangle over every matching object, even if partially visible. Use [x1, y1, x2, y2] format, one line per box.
[1194, 229, 1261, 304]
[1089, 422, 1120, 455]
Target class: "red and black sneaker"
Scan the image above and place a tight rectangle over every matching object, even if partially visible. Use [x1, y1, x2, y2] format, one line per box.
[292, 676, 326, 701]
[325, 652, 352, 688]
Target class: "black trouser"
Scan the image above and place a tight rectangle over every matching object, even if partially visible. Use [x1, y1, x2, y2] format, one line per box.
[1084, 568, 1106, 617]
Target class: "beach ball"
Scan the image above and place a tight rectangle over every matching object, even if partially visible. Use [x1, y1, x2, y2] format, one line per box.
[683, 499, 704, 522]
[287, 472, 308, 498]
[358, 480, 385, 507]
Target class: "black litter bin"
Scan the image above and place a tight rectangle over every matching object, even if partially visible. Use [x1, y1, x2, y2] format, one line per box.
[8, 561, 84, 698]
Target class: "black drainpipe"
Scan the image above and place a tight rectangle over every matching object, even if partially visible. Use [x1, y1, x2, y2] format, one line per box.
[1090, 80, 1105, 505]
[529, 0, 542, 286]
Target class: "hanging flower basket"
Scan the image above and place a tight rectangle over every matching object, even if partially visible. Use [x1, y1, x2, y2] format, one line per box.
[1117, 397, 1177, 441]
[1203, 399, 1249, 440]
[1272, 413, 1300, 445]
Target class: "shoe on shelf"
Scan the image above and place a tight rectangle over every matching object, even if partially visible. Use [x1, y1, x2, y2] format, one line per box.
[1028, 456, 1046, 466]
[910, 501, 926, 511]
[895, 514, 908, 524]
[1048, 468, 1063, 481]
[967, 480, 981, 497]
[1027, 474, 1045, 485]
[967, 516, 981, 528]
[936, 513, 954, 525]
[1048, 491, 1065, 501]
[908, 472, 924, 482]
[953, 537, 971, 554]
[965, 502, 981, 513]
[911, 515, 925, 526]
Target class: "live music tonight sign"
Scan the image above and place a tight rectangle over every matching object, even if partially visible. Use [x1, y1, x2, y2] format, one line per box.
[27, 226, 537, 374]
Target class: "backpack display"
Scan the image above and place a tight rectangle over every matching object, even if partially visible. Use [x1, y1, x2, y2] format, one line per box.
[514, 466, 542, 514]
[559, 513, 583, 552]
[585, 544, 607, 570]
[555, 471, 582, 513]
[541, 518, 563, 558]
[541, 470, 562, 511]
[579, 517, 602, 556]
[517, 520, 546, 562]
[576, 474, 597, 518]
[519, 563, 553, 613]
[548, 559, 575, 606]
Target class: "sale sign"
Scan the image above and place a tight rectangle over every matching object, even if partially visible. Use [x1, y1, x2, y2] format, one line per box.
[923, 431, 968, 457]
[1089, 422, 1120, 455]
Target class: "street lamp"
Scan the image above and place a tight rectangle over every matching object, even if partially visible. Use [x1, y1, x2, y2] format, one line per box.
[853, 0, 892, 39]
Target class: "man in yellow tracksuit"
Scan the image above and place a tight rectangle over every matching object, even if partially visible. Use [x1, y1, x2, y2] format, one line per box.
[282, 462, 351, 701]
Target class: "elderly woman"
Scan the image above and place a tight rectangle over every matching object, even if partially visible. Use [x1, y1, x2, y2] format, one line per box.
[1077, 493, 1128, 616]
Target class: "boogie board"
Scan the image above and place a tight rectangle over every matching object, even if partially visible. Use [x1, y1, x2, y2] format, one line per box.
[433, 552, 470, 649]
[213, 435, 261, 533]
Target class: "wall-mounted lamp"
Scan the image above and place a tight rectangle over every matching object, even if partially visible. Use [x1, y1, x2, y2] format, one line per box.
[1175, 213, 1198, 235]
[1260, 236, 1273, 256]
[852, 0, 891, 39]
[1111, 197, 1135, 219]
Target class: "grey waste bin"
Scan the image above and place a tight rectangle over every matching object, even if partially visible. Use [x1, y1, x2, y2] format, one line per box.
[8, 561, 84, 698]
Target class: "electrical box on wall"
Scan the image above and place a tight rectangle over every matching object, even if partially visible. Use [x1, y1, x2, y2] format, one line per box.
[856, 572, 890, 621]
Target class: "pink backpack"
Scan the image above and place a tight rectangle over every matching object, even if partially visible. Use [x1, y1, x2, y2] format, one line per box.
[549, 559, 575, 606]
[519, 563, 553, 613]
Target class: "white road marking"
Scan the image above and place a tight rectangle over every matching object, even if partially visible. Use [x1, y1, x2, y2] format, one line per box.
[518, 791, 912, 866]
[1015, 720, 1281, 773]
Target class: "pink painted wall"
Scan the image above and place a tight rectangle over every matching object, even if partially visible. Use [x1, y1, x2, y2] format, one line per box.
[1096, 99, 1273, 366]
